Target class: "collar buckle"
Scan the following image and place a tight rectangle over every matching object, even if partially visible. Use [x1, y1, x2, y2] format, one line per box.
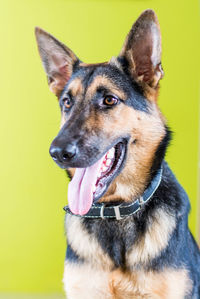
[100, 203, 123, 220]
[100, 204, 105, 219]
[139, 196, 145, 205]
[114, 205, 123, 220]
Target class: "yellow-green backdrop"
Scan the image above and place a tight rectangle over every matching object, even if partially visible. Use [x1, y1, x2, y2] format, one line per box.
[0, 0, 199, 296]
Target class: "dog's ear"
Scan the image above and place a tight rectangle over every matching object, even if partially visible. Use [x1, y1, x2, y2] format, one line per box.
[35, 27, 80, 97]
[117, 10, 163, 100]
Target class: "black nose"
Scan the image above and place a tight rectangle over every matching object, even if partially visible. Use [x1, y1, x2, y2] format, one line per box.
[49, 143, 77, 163]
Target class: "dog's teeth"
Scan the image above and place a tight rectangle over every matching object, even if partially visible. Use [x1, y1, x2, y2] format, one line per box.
[105, 159, 112, 166]
[102, 165, 108, 172]
[107, 148, 115, 159]
[92, 185, 97, 192]
[110, 147, 115, 153]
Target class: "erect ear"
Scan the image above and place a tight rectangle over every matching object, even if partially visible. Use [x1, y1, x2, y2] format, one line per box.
[35, 27, 80, 97]
[118, 10, 164, 101]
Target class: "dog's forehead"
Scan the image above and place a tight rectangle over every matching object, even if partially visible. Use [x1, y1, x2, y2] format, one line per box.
[65, 63, 129, 100]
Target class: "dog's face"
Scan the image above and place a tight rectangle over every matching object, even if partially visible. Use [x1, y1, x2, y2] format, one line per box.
[35, 10, 168, 215]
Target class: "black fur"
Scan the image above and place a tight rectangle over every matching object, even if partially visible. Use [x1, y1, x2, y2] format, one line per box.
[66, 244, 84, 264]
[67, 161, 200, 296]
[81, 162, 181, 270]
[150, 126, 172, 175]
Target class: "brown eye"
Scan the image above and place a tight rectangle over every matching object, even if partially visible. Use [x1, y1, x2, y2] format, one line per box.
[103, 96, 118, 106]
[63, 98, 72, 109]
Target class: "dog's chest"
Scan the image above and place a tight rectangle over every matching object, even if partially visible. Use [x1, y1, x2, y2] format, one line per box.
[64, 215, 192, 298]
[65, 208, 176, 269]
[64, 263, 191, 299]
[66, 214, 136, 269]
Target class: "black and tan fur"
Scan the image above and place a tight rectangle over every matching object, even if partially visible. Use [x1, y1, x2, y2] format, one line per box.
[35, 10, 200, 298]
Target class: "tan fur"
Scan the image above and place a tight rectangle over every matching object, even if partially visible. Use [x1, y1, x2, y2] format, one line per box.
[66, 208, 176, 270]
[109, 268, 192, 299]
[67, 167, 76, 178]
[97, 103, 165, 203]
[67, 77, 84, 97]
[49, 74, 70, 97]
[63, 262, 112, 299]
[86, 75, 127, 102]
[66, 214, 114, 271]
[63, 263, 192, 299]
[127, 209, 176, 266]
[63, 209, 181, 298]
[143, 84, 160, 102]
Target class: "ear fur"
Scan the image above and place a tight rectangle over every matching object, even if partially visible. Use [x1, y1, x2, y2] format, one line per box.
[35, 27, 80, 97]
[118, 10, 164, 101]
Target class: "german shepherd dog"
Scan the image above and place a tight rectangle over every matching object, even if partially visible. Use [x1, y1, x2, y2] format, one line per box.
[35, 9, 200, 298]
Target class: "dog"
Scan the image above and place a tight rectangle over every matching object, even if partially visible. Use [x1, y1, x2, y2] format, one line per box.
[35, 9, 200, 298]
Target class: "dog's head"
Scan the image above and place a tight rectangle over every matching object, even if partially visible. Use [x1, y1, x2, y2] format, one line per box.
[35, 10, 169, 215]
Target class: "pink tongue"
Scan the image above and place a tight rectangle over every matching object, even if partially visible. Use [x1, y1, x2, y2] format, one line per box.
[68, 156, 105, 215]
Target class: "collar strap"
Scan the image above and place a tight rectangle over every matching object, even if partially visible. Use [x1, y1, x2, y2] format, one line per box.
[63, 166, 163, 220]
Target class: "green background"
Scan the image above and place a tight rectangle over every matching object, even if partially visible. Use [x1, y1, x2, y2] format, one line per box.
[0, 0, 199, 297]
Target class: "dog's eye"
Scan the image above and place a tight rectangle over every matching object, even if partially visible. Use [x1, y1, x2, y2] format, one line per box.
[63, 98, 72, 109]
[103, 96, 118, 106]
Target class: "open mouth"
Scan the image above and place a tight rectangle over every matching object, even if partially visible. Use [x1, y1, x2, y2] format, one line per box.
[93, 142, 126, 201]
[68, 140, 127, 215]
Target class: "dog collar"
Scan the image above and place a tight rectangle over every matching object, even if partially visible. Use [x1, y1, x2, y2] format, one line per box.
[63, 166, 163, 220]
